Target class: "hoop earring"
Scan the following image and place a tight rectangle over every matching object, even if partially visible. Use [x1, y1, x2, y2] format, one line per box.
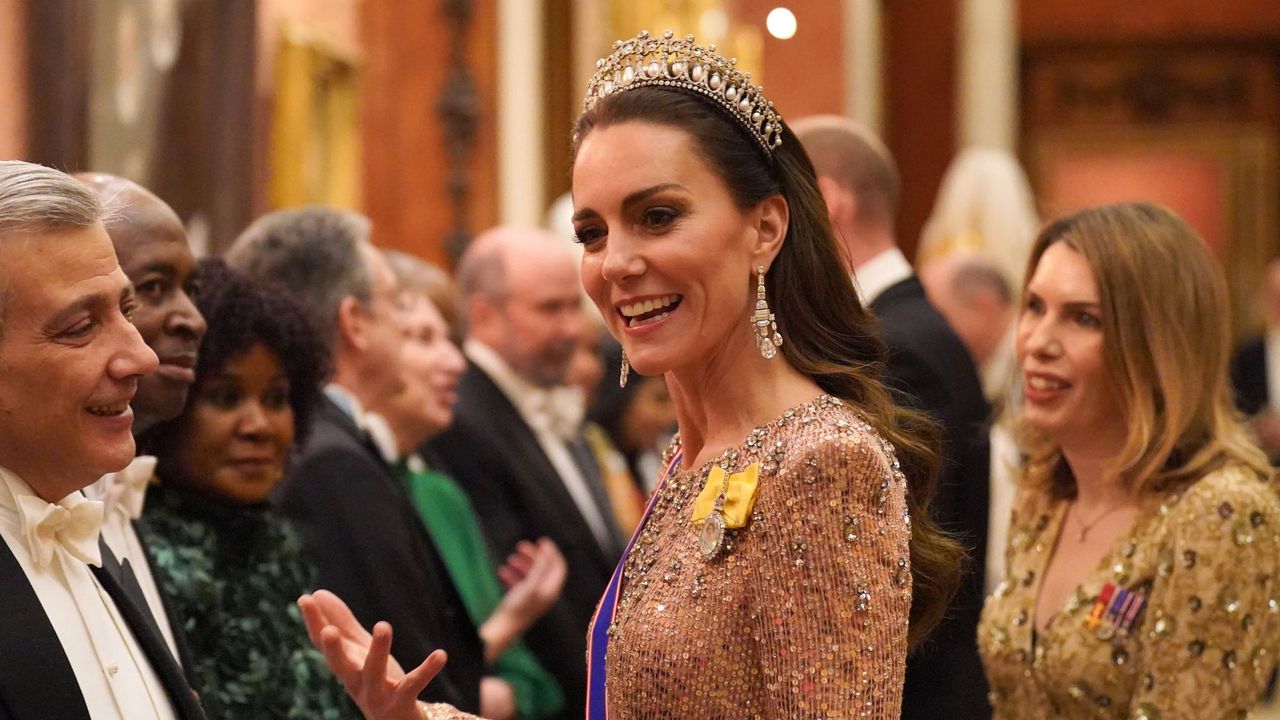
[752, 265, 783, 359]
[619, 351, 630, 388]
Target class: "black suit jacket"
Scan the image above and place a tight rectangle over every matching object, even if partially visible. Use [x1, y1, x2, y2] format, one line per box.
[0, 534, 204, 720]
[1231, 335, 1268, 416]
[870, 276, 993, 720]
[429, 362, 623, 720]
[275, 396, 484, 712]
[0, 535, 95, 720]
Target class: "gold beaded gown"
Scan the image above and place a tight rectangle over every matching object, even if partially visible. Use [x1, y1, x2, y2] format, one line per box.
[978, 464, 1280, 720]
[425, 395, 910, 720]
[602, 394, 911, 718]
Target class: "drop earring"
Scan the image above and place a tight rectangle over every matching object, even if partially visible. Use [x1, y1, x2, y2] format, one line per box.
[752, 266, 783, 359]
[619, 351, 630, 388]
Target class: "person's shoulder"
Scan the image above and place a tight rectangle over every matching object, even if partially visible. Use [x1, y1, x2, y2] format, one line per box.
[295, 409, 358, 453]
[768, 396, 893, 489]
[1167, 463, 1279, 527]
[284, 428, 390, 500]
[139, 484, 213, 546]
[872, 284, 941, 330]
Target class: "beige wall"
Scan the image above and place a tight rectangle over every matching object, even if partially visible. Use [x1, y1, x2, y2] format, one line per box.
[0, 0, 27, 159]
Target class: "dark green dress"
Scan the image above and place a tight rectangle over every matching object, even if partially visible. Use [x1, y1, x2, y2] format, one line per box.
[137, 483, 359, 720]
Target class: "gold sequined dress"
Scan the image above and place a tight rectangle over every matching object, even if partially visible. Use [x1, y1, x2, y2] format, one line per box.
[978, 465, 1280, 720]
[424, 395, 910, 720]
[601, 394, 911, 718]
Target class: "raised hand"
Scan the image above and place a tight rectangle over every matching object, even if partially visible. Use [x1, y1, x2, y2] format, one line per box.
[481, 538, 567, 660]
[496, 537, 567, 618]
[299, 590, 447, 720]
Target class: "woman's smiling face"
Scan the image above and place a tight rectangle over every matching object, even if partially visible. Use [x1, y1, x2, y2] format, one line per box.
[571, 121, 770, 378]
[1016, 241, 1123, 452]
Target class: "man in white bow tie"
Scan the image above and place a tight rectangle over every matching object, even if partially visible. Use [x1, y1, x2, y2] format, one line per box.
[429, 226, 626, 719]
[75, 173, 208, 670]
[0, 160, 206, 720]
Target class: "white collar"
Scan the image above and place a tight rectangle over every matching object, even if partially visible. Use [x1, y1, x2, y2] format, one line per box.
[853, 247, 914, 304]
[325, 383, 370, 431]
[93, 455, 158, 521]
[363, 412, 401, 465]
[465, 339, 541, 408]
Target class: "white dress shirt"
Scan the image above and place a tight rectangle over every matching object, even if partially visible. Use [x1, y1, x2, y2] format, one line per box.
[984, 422, 1022, 595]
[84, 456, 180, 660]
[852, 247, 915, 305]
[465, 339, 615, 550]
[0, 465, 176, 720]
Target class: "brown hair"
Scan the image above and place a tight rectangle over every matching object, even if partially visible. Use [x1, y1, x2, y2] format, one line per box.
[572, 88, 962, 650]
[384, 249, 460, 333]
[1019, 202, 1270, 496]
[791, 115, 901, 227]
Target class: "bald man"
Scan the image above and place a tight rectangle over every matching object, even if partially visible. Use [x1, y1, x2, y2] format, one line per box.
[74, 173, 206, 679]
[430, 227, 625, 720]
[75, 174, 206, 434]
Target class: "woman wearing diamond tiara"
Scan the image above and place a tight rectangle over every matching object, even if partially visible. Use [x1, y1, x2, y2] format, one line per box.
[978, 203, 1280, 719]
[299, 31, 962, 720]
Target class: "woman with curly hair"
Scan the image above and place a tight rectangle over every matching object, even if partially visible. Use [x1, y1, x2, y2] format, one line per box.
[136, 258, 358, 719]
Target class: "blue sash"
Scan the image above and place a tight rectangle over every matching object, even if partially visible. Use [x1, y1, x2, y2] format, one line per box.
[585, 448, 683, 719]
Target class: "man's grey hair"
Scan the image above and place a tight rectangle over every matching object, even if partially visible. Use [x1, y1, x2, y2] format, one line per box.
[455, 238, 508, 305]
[0, 160, 112, 340]
[225, 206, 373, 350]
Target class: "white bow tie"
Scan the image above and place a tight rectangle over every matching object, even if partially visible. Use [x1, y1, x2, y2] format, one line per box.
[17, 491, 104, 569]
[523, 387, 586, 441]
[100, 456, 157, 521]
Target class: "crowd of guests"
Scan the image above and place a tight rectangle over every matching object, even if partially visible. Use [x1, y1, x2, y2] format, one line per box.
[2, 40, 1280, 718]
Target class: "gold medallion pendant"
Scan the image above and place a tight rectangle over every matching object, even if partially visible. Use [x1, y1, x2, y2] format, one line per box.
[691, 463, 760, 561]
[698, 510, 726, 559]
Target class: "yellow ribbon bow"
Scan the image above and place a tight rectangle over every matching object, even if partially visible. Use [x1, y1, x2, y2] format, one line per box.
[691, 463, 760, 529]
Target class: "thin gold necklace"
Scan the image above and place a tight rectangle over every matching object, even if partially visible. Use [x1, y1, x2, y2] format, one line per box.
[1071, 502, 1128, 542]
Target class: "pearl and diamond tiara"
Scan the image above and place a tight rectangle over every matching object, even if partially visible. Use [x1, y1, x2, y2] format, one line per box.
[583, 30, 785, 157]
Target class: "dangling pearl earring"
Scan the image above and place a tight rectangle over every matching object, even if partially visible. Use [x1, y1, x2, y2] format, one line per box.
[751, 265, 783, 359]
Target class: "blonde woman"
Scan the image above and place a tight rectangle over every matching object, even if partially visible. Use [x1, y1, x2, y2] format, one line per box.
[979, 202, 1280, 719]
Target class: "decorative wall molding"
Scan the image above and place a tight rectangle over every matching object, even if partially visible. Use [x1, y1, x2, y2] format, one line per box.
[1024, 48, 1276, 128]
[1056, 63, 1247, 123]
[437, 0, 480, 262]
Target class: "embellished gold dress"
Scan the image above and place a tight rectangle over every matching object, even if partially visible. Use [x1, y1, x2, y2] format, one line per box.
[425, 395, 910, 720]
[978, 465, 1280, 720]
[603, 394, 911, 718]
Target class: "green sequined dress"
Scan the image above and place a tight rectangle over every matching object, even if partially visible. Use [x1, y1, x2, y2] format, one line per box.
[137, 483, 359, 720]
